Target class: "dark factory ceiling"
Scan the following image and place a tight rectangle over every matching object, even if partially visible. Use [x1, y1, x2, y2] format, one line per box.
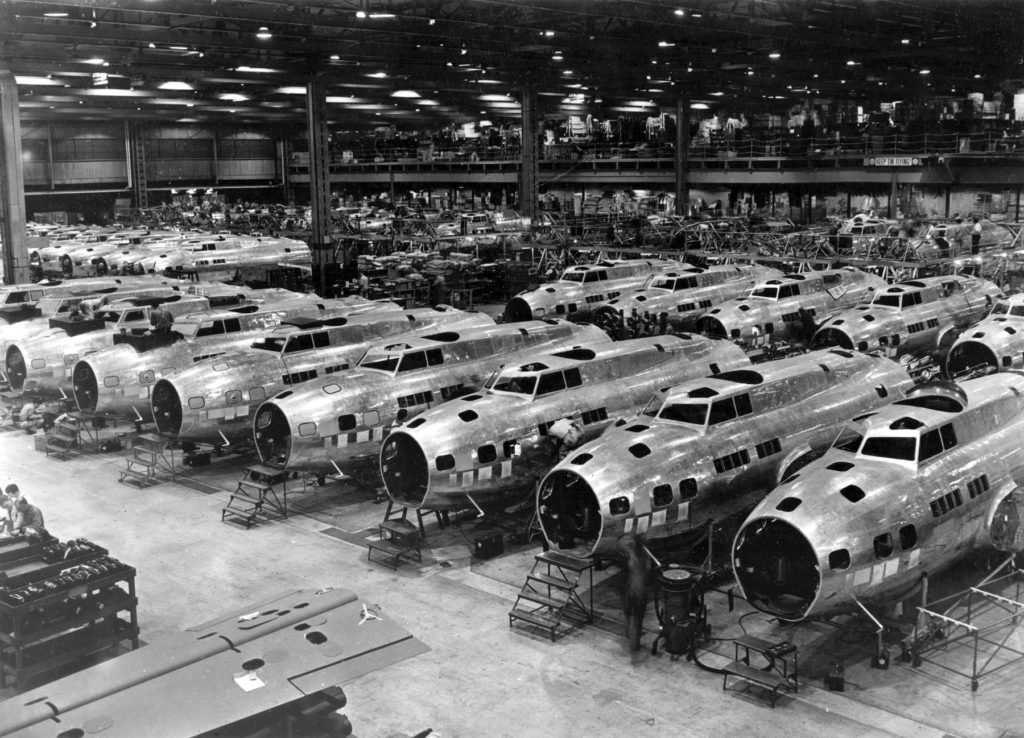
[2, 0, 1023, 129]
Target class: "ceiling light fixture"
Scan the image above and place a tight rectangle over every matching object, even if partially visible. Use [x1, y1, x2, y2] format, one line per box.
[158, 81, 194, 90]
[369, 13, 396, 19]
[674, 9, 685, 16]
[901, 38, 910, 44]
[256, 26, 272, 40]
[919, 68, 930, 75]
[658, 41, 675, 47]
[44, 11, 69, 17]
[769, 52, 780, 59]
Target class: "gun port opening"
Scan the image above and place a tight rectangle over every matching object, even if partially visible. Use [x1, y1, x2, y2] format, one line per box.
[151, 379, 183, 435]
[733, 517, 819, 620]
[537, 470, 602, 557]
[380, 432, 429, 507]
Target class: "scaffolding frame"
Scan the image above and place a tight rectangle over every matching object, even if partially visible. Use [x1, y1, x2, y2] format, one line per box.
[903, 555, 1024, 691]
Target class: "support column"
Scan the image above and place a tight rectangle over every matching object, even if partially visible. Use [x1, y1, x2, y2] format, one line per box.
[675, 98, 689, 216]
[519, 87, 539, 224]
[0, 67, 29, 284]
[307, 78, 338, 297]
[279, 125, 293, 205]
[129, 121, 148, 210]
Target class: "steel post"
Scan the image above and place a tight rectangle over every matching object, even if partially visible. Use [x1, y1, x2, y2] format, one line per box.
[0, 66, 29, 284]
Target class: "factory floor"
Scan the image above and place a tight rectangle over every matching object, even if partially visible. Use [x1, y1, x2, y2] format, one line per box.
[2, 428, 1024, 738]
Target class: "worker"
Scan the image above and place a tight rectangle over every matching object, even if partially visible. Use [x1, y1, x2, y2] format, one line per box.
[431, 273, 447, 307]
[547, 417, 584, 460]
[358, 271, 370, 297]
[149, 306, 174, 333]
[13, 497, 45, 537]
[971, 216, 983, 254]
[0, 493, 13, 536]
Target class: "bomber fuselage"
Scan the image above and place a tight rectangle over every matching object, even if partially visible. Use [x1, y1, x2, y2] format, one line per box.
[253, 320, 611, 474]
[536, 350, 915, 558]
[148, 307, 492, 445]
[734, 374, 1024, 621]
[380, 334, 751, 511]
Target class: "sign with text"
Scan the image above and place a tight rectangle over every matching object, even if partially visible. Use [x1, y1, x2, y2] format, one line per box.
[864, 156, 923, 166]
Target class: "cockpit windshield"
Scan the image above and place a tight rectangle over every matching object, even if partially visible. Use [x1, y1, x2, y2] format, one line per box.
[492, 375, 537, 395]
[560, 272, 585, 283]
[658, 401, 709, 426]
[860, 435, 917, 460]
[832, 423, 865, 452]
[749, 285, 779, 300]
[871, 293, 902, 307]
[359, 352, 402, 373]
[251, 336, 289, 352]
[991, 301, 1024, 317]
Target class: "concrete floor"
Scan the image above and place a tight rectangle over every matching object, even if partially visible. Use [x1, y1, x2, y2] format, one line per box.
[2, 425, 1024, 738]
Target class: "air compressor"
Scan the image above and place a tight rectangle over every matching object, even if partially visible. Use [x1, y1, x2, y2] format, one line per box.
[650, 563, 710, 660]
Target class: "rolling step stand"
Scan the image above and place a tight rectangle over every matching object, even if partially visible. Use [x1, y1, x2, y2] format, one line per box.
[222, 464, 289, 528]
[118, 433, 175, 487]
[509, 550, 594, 641]
[45, 415, 82, 459]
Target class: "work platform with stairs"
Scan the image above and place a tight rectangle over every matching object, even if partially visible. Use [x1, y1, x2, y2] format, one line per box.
[509, 550, 594, 641]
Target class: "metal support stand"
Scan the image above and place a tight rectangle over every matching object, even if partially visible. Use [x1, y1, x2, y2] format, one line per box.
[903, 555, 1024, 691]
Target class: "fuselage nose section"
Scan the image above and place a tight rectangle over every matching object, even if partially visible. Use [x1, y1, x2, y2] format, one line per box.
[72, 361, 99, 412]
[380, 431, 430, 507]
[811, 326, 855, 350]
[733, 516, 820, 620]
[254, 402, 292, 466]
[5, 345, 27, 393]
[503, 297, 535, 322]
[151, 379, 183, 435]
[537, 469, 602, 557]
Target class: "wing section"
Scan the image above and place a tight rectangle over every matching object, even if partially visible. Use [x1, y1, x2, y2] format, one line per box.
[3, 587, 428, 737]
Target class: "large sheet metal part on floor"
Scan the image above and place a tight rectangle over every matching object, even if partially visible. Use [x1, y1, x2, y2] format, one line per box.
[1, 587, 429, 737]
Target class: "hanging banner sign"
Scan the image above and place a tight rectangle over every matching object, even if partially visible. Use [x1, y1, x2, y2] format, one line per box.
[864, 156, 922, 166]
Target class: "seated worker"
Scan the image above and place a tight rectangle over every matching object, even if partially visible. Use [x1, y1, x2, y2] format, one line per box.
[13, 497, 45, 537]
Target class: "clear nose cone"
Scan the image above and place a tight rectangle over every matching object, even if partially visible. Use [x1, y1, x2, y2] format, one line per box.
[733, 517, 820, 620]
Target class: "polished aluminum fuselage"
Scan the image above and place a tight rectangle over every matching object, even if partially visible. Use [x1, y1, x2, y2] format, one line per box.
[735, 373, 1024, 620]
[253, 321, 611, 473]
[595, 265, 784, 330]
[695, 267, 886, 346]
[946, 294, 1024, 377]
[150, 308, 493, 444]
[380, 334, 750, 510]
[536, 350, 915, 557]
[503, 260, 682, 322]
[812, 275, 1001, 360]
[74, 298, 391, 421]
